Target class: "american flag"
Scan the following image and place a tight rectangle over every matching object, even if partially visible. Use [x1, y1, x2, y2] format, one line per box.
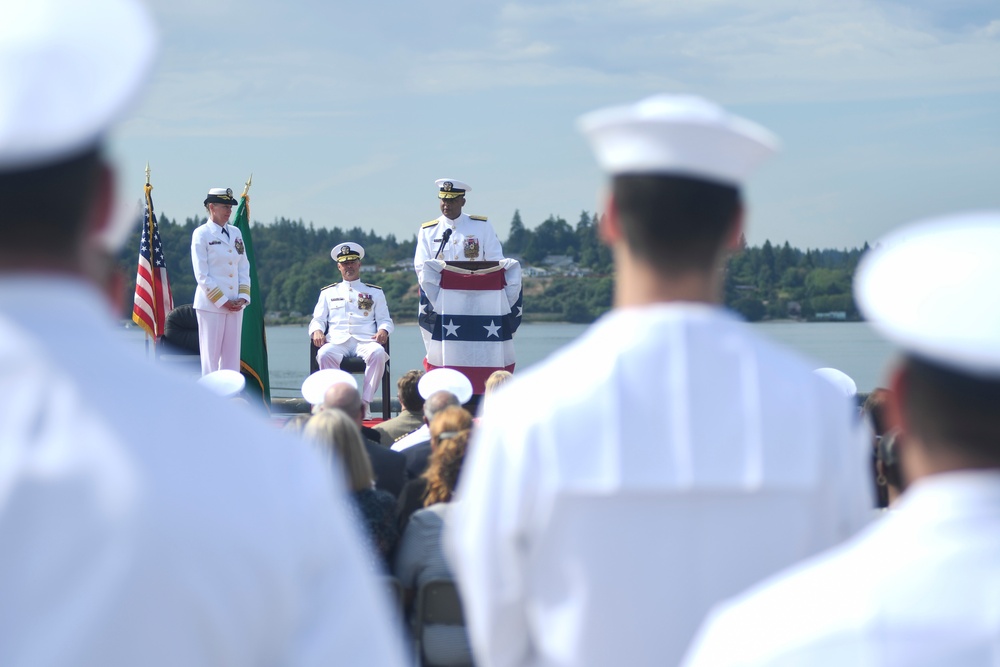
[132, 183, 173, 339]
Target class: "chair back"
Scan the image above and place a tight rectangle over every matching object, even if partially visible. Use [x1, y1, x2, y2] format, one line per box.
[412, 578, 472, 666]
[417, 579, 465, 626]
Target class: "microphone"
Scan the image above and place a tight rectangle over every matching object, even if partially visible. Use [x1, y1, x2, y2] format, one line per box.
[434, 228, 453, 259]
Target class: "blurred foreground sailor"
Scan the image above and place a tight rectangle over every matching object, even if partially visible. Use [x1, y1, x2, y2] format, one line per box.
[445, 94, 872, 667]
[413, 178, 504, 280]
[683, 212, 1000, 667]
[0, 1, 407, 665]
[309, 242, 393, 413]
[191, 186, 250, 375]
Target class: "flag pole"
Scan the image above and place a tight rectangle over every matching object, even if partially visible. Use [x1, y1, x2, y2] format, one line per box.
[144, 162, 152, 357]
[234, 172, 270, 409]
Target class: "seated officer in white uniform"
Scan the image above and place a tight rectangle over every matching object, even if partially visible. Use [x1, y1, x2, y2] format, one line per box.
[445, 95, 872, 667]
[683, 213, 1000, 667]
[413, 178, 504, 281]
[0, 1, 407, 665]
[191, 186, 250, 375]
[310, 242, 393, 413]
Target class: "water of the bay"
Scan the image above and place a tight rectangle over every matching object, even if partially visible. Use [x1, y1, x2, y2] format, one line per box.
[265, 320, 898, 399]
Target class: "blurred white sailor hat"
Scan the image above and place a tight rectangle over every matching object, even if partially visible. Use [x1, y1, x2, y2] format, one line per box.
[855, 211, 1000, 378]
[418, 368, 473, 404]
[301, 369, 356, 406]
[204, 188, 238, 206]
[331, 242, 365, 262]
[435, 179, 470, 200]
[814, 367, 857, 397]
[198, 369, 246, 399]
[0, 0, 157, 170]
[577, 94, 779, 187]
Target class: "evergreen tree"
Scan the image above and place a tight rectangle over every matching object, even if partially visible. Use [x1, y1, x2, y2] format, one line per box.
[506, 210, 529, 255]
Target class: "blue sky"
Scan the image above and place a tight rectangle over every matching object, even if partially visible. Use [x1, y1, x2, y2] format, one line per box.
[109, 0, 1000, 251]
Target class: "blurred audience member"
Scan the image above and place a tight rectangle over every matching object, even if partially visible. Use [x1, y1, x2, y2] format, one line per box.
[393, 406, 475, 666]
[305, 409, 399, 569]
[375, 369, 426, 446]
[683, 213, 1000, 666]
[324, 382, 407, 497]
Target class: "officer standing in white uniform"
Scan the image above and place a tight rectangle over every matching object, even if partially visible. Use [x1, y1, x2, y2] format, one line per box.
[0, 1, 408, 665]
[191, 187, 250, 375]
[310, 242, 393, 412]
[683, 213, 1000, 667]
[413, 179, 504, 281]
[445, 95, 872, 667]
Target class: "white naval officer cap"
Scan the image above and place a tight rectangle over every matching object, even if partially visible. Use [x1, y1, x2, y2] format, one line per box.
[576, 94, 779, 187]
[331, 242, 365, 262]
[198, 369, 246, 399]
[204, 188, 238, 206]
[301, 369, 357, 406]
[418, 368, 474, 404]
[855, 211, 1000, 379]
[814, 367, 858, 397]
[0, 0, 157, 171]
[436, 179, 471, 200]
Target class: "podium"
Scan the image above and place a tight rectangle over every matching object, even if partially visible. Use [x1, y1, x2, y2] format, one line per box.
[418, 259, 523, 394]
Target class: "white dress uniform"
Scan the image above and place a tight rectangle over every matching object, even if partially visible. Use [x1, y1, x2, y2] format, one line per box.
[0, 277, 408, 667]
[684, 212, 1000, 667]
[191, 218, 251, 375]
[414, 212, 504, 281]
[445, 304, 873, 667]
[308, 279, 393, 404]
[683, 472, 1000, 667]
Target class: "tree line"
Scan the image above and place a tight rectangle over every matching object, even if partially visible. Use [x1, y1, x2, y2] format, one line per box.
[114, 211, 866, 325]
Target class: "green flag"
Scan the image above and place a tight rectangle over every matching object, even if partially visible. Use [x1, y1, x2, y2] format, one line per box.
[234, 177, 271, 409]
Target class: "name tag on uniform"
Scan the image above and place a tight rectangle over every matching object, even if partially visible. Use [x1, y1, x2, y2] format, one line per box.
[433, 237, 443, 243]
[209, 240, 222, 245]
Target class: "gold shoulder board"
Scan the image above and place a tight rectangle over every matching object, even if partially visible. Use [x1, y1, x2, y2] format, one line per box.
[469, 214, 488, 221]
[363, 283, 382, 290]
[421, 219, 440, 229]
[321, 282, 339, 290]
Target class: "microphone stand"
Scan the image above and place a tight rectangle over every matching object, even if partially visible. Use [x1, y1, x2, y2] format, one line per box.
[434, 227, 453, 259]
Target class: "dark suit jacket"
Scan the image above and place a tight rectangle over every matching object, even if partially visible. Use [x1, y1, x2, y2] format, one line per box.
[403, 440, 432, 480]
[364, 437, 407, 498]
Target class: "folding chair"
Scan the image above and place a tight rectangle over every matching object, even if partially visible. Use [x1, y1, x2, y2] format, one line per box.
[412, 578, 473, 667]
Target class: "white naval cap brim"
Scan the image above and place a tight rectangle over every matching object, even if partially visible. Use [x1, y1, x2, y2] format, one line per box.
[198, 369, 246, 399]
[577, 94, 779, 186]
[0, 0, 158, 170]
[418, 368, 473, 404]
[301, 369, 357, 406]
[855, 211, 1000, 378]
[814, 367, 858, 397]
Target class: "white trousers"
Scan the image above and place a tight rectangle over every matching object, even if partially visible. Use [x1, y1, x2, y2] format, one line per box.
[316, 338, 388, 404]
[196, 308, 243, 376]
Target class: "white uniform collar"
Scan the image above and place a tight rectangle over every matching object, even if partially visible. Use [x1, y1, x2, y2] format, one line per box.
[895, 470, 1000, 520]
[342, 278, 364, 290]
[440, 212, 469, 229]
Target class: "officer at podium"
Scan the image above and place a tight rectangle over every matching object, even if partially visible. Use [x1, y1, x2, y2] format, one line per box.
[414, 178, 504, 281]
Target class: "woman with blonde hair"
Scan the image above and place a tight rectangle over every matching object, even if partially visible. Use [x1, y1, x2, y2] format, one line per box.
[304, 409, 398, 568]
[393, 405, 475, 665]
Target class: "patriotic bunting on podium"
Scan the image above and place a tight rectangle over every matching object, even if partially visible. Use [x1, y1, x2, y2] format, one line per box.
[419, 259, 522, 393]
